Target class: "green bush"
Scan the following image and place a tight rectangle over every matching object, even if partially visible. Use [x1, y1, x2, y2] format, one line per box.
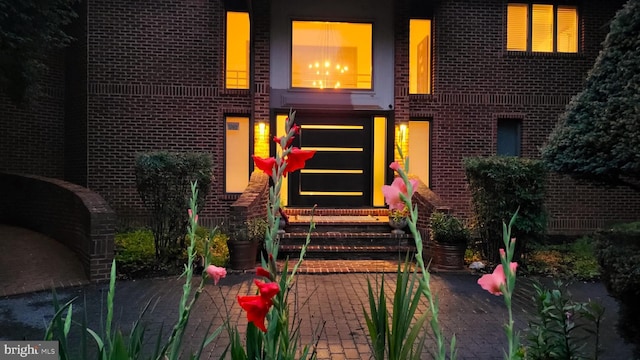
[114, 229, 156, 277]
[135, 151, 213, 262]
[463, 156, 547, 263]
[429, 211, 470, 245]
[526, 237, 600, 280]
[115, 227, 229, 278]
[594, 222, 640, 356]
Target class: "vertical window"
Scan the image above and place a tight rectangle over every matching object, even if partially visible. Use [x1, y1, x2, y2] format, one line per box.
[225, 116, 250, 192]
[507, 3, 578, 53]
[226, 12, 250, 89]
[410, 19, 431, 94]
[507, 4, 528, 51]
[497, 119, 521, 156]
[557, 6, 578, 52]
[291, 21, 372, 90]
[408, 120, 430, 186]
[531, 4, 553, 52]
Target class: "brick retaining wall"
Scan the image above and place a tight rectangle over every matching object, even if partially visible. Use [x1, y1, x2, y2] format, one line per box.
[0, 172, 115, 282]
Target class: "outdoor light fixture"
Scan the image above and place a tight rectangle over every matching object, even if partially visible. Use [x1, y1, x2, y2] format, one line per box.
[399, 123, 408, 143]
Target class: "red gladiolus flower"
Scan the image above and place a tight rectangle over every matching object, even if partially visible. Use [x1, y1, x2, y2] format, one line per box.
[237, 295, 272, 332]
[255, 280, 280, 300]
[252, 155, 277, 177]
[477, 263, 518, 296]
[284, 148, 316, 176]
[273, 135, 294, 149]
[291, 124, 300, 134]
[256, 267, 271, 279]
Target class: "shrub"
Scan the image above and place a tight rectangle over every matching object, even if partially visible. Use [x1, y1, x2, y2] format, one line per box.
[115, 227, 229, 278]
[594, 222, 640, 356]
[114, 229, 156, 277]
[526, 237, 600, 281]
[463, 156, 547, 263]
[526, 281, 605, 360]
[135, 151, 213, 262]
[429, 211, 470, 245]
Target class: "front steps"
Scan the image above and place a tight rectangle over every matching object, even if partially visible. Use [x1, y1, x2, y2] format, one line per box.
[277, 208, 417, 260]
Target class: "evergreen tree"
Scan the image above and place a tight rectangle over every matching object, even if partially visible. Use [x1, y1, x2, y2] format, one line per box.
[0, 0, 78, 104]
[542, 0, 640, 190]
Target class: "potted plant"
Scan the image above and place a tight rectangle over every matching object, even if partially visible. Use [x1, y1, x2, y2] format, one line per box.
[227, 218, 265, 270]
[389, 206, 409, 234]
[429, 211, 470, 270]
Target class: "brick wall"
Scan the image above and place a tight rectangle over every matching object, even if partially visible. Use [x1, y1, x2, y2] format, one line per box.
[0, 54, 66, 179]
[65, 0, 88, 186]
[405, 0, 640, 233]
[0, 172, 115, 282]
[86, 0, 251, 221]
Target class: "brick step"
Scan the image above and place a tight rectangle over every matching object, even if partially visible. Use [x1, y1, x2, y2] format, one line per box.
[278, 244, 417, 260]
[285, 222, 392, 233]
[285, 212, 391, 233]
[283, 208, 389, 217]
[278, 232, 411, 246]
[277, 231, 415, 260]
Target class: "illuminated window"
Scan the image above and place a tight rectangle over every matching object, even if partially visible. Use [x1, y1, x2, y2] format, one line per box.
[507, 3, 578, 53]
[225, 116, 250, 192]
[409, 19, 431, 94]
[291, 21, 372, 90]
[226, 12, 250, 89]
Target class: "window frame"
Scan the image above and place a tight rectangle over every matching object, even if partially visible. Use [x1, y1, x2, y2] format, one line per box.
[496, 118, 522, 157]
[506, 2, 579, 54]
[225, 11, 251, 90]
[289, 19, 374, 91]
[224, 114, 252, 193]
[409, 18, 433, 95]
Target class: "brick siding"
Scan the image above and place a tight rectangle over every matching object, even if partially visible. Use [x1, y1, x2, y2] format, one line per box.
[404, 0, 640, 233]
[1, 0, 637, 235]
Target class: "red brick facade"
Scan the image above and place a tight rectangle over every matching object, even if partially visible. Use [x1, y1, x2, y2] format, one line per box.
[1, 0, 638, 234]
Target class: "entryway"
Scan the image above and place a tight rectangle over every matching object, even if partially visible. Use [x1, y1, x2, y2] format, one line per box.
[288, 113, 373, 207]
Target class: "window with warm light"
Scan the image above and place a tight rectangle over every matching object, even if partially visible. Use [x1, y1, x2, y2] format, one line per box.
[507, 3, 578, 53]
[291, 21, 372, 90]
[226, 12, 250, 89]
[410, 19, 431, 94]
[225, 116, 250, 192]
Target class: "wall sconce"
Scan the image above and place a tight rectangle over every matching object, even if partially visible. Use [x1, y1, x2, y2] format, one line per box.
[399, 123, 408, 144]
[258, 122, 266, 136]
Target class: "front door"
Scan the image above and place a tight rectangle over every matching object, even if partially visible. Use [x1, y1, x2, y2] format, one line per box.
[289, 113, 372, 207]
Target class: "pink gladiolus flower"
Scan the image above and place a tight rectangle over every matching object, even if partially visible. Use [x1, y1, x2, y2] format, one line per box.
[188, 209, 198, 224]
[477, 263, 518, 296]
[205, 265, 227, 285]
[389, 162, 401, 171]
[382, 177, 419, 211]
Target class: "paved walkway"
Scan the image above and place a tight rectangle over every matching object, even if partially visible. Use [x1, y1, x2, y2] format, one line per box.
[0, 226, 636, 359]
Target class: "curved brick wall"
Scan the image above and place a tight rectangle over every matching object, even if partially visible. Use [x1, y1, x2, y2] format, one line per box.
[0, 172, 115, 282]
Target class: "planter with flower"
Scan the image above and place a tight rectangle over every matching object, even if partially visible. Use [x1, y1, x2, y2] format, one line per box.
[227, 221, 261, 270]
[428, 211, 470, 270]
[383, 175, 418, 235]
